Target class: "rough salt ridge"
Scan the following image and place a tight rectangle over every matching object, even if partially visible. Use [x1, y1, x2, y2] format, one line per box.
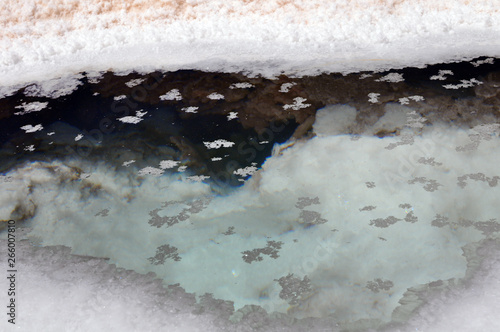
[1, 0, 500, 86]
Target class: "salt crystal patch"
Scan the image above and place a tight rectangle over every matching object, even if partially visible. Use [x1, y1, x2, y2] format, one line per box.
[207, 92, 224, 100]
[160, 89, 182, 101]
[118, 116, 143, 124]
[408, 95, 425, 102]
[234, 166, 258, 177]
[187, 175, 210, 182]
[122, 160, 136, 167]
[138, 167, 164, 177]
[125, 78, 146, 88]
[24, 145, 35, 152]
[14, 101, 48, 115]
[227, 112, 238, 120]
[430, 70, 454, 80]
[443, 78, 483, 89]
[177, 166, 187, 172]
[118, 110, 147, 124]
[283, 97, 311, 110]
[399, 97, 410, 105]
[471, 58, 495, 67]
[368, 93, 380, 103]
[376, 73, 404, 83]
[159, 160, 180, 169]
[21, 124, 43, 133]
[114, 95, 127, 101]
[211, 157, 222, 161]
[229, 82, 254, 89]
[279, 82, 297, 93]
[181, 106, 199, 113]
[203, 139, 235, 149]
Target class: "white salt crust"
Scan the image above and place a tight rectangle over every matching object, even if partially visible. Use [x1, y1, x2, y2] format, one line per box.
[1, 0, 500, 88]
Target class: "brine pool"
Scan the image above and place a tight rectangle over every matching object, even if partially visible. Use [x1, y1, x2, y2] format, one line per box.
[1, 60, 499, 331]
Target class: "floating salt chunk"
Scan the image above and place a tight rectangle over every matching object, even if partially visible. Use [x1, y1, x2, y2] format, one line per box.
[122, 160, 136, 167]
[187, 175, 210, 182]
[227, 112, 238, 120]
[20, 124, 43, 133]
[279, 82, 297, 93]
[368, 93, 380, 103]
[181, 106, 199, 113]
[14, 101, 48, 115]
[159, 160, 180, 169]
[471, 58, 494, 67]
[283, 97, 311, 110]
[125, 78, 146, 88]
[375, 73, 404, 83]
[138, 167, 164, 177]
[443, 78, 483, 89]
[160, 89, 182, 101]
[234, 165, 258, 177]
[203, 139, 235, 149]
[117, 110, 147, 124]
[207, 92, 224, 100]
[430, 70, 454, 80]
[229, 82, 254, 89]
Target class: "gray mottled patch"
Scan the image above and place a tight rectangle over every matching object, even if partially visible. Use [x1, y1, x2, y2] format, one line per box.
[408, 177, 442, 192]
[148, 197, 212, 228]
[473, 219, 500, 235]
[457, 173, 500, 188]
[295, 196, 320, 209]
[195, 293, 234, 317]
[94, 208, 109, 217]
[385, 133, 414, 150]
[404, 211, 418, 223]
[431, 214, 450, 227]
[366, 278, 394, 293]
[431, 215, 499, 235]
[0, 176, 13, 182]
[369, 216, 401, 228]
[298, 210, 327, 226]
[148, 244, 181, 265]
[378, 237, 387, 241]
[275, 274, 312, 305]
[417, 157, 442, 166]
[428, 280, 444, 287]
[360, 205, 376, 211]
[456, 124, 500, 152]
[223, 226, 235, 235]
[399, 204, 417, 222]
[242, 240, 283, 264]
[365, 182, 376, 188]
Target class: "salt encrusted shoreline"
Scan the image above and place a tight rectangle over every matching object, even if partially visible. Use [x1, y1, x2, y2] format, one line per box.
[1, 1, 500, 86]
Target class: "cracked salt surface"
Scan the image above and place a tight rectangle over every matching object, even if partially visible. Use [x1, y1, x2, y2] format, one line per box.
[1, 107, 500, 329]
